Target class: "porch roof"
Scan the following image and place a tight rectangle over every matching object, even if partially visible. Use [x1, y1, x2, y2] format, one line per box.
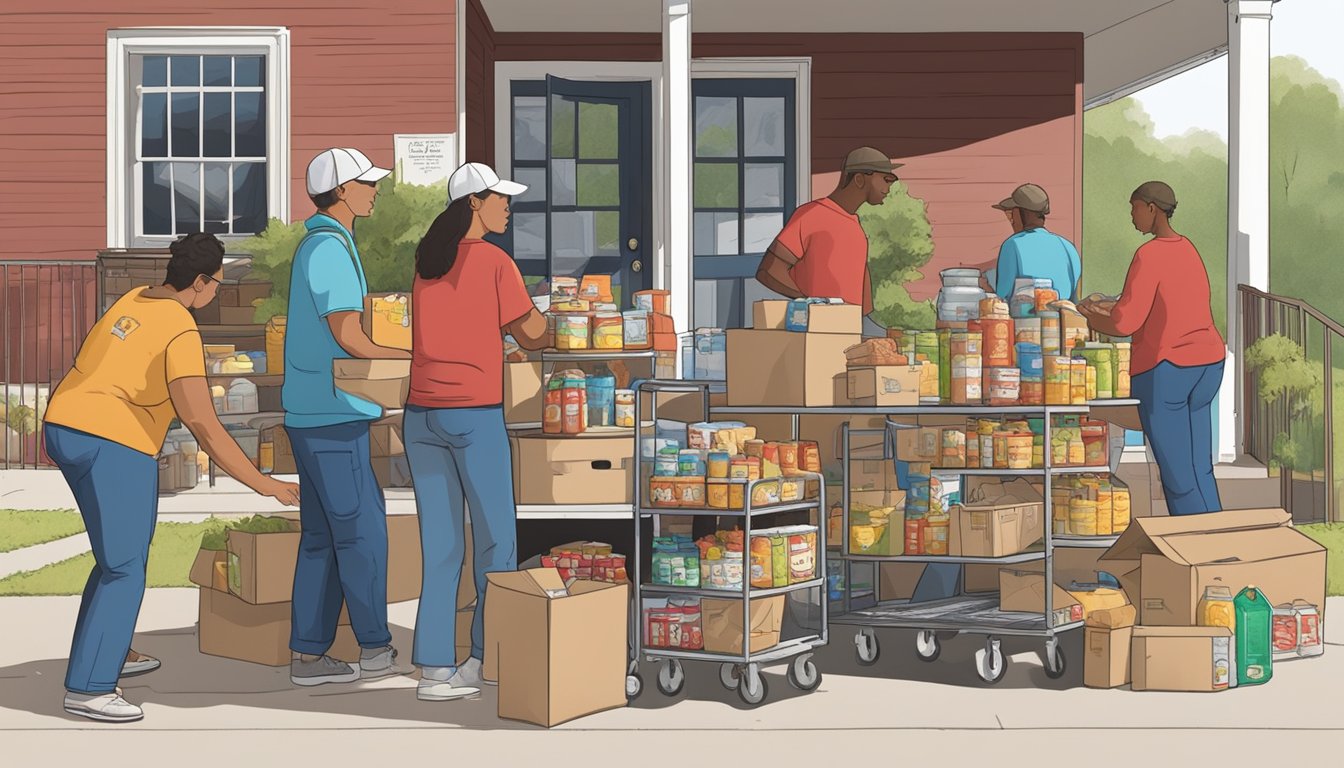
[479, 0, 1228, 107]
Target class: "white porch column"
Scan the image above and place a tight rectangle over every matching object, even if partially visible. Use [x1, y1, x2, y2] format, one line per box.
[663, 0, 693, 368]
[1222, 0, 1277, 463]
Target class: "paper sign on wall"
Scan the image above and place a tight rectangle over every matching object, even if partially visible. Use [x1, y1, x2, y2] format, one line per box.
[394, 133, 458, 188]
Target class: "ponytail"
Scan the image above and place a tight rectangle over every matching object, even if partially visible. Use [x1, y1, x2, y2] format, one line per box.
[415, 193, 493, 280]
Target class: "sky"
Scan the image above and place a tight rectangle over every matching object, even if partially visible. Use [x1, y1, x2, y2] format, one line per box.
[1133, 0, 1344, 139]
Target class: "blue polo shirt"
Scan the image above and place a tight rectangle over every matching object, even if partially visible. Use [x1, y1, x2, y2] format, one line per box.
[281, 213, 381, 429]
[993, 228, 1082, 303]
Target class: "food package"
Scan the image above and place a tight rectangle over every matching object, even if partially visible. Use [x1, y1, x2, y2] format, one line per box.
[844, 338, 908, 368]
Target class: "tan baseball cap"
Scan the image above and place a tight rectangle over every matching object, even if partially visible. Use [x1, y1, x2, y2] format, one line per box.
[992, 183, 1050, 215]
[843, 147, 903, 175]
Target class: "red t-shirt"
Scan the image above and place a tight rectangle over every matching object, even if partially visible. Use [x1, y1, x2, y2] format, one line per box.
[407, 239, 535, 408]
[1108, 236, 1226, 376]
[774, 197, 872, 312]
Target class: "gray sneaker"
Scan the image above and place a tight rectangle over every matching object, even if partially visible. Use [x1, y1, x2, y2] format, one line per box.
[290, 655, 359, 687]
[359, 645, 399, 679]
[451, 656, 491, 687]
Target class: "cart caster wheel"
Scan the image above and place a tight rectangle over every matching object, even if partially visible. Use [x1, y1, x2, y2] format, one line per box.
[855, 630, 880, 666]
[1043, 643, 1067, 680]
[738, 666, 769, 707]
[787, 654, 821, 692]
[915, 630, 941, 662]
[975, 638, 1007, 685]
[656, 659, 685, 697]
[626, 672, 643, 700]
[719, 663, 740, 691]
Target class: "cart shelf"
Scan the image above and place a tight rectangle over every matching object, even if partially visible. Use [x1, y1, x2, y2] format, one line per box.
[515, 504, 633, 520]
[712, 402, 1138, 417]
[1051, 534, 1121, 548]
[542, 350, 658, 362]
[639, 500, 821, 518]
[833, 595, 1083, 637]
[842, 551, 1046, 566]
[643, 635, 824, 665]
[641, 578, 825, 600]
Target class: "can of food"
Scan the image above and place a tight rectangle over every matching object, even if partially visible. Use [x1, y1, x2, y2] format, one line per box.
[1070, 359, 1088, 404]
[904, 517, 927, 556]
[554, 314, 591, 350]
[1007, 432, 1033, 469]
[980, 319, 1014, 367]
[615, 389, 636, 428]
[678, 449, 706, 477]
[1111, 486, 1132, 531]
[1019, 376, 1044, 406]
[1044, 356, 1072, 404]
[592, 312, 624, 350]
[988, 367, 1021, 406]
[798, 441, 821, 473]
[706, 451, 730, 478]
[707, 479, 730, 509]
[743, 439, 765, 458]
[1039, 311, 1061, 356]
[1015, 316, 1042, 347]
[778, 441, 799, 474]
[1069, 499, 1098, 536]
[923, 514, 950, 556]
[1016, 342, 1043, 378]
[1085, 364, 1098, 402]
[728, 480, 746, 510]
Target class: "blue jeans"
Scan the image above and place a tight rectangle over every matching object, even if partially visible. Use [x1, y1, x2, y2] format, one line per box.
[286, 421, 392, 654]
[1132, 359, 1225, 516]
[44, 424, 159, 695]
[402, 405, 517, 669]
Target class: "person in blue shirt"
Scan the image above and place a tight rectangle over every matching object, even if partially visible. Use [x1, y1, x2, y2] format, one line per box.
[990, 184, 1082, 302]
[282, 148, 413, 689]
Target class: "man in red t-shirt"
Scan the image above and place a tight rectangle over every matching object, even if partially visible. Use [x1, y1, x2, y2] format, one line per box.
[756, 146, 901, 335]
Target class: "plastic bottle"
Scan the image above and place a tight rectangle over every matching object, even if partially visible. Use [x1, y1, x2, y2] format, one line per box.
[587, 366, 616, 428]
[1198, 586, 1236, 630]
[1234, 585, 1274, 686]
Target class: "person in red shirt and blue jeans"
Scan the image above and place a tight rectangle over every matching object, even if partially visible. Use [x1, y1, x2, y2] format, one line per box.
[404, 162, 550, 701]
[1080, 181, 1226, 515]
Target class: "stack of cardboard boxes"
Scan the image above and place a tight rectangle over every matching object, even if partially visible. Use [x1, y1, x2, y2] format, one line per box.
[194, 280, 272, 326]
[727, 300, 862, 407]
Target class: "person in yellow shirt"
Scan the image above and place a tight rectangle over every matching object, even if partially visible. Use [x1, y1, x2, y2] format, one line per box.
[43, 233, 299, 723]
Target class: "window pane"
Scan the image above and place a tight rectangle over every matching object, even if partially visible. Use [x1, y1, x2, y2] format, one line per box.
[694, 279, 741, 330]
[743, 277, 783, 305]
[171, 93, 200, 158]
[694, 212, 739, 256]
[173, 162, 201, 234]
[593, 210, 619, 253]
[203, 56, 232, 87]
[551, 96, 576, 159]
[203, 93, 232, 158]
[235, 92, 266, 157]
[513, 96, 546, 162]
[203, 163, 231, 234]
[232, 162, 267, 234]
[694, 162, 738, 208]
[513, 212, 546, 260]
[142, 56, 167, 87]
[744, 163, 784, 207]
[141, 92, 167, 158]
[551, 159, 576, 207]
[235, 56, 264, 87]
[170, 55, 200, 87]
[695, 96, 737, 158]
[513, 167, 546, 204]
[577, 163, 619, 207]
[744, 97, 786, 157]
[578, 102, 618, 160]
[142, 162, 172, 235]
[744, 212, 784, 254]
[552, 211, 618, 277]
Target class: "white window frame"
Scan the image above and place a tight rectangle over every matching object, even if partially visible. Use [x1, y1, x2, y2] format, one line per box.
[107, 27, 291, 248]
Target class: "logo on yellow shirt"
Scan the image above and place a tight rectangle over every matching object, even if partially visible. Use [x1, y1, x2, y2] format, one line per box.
[111, 316, 141, 340]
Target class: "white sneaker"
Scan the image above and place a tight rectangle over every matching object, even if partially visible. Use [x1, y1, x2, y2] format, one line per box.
[417, 666, 480, 702]
[359, 645, 399, 679]
[64, 691, 144, 723]
[450, 656, 493, 687]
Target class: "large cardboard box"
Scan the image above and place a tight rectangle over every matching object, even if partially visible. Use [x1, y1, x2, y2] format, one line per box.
[701, 594, 787, 654]
[363, 293, 413, 351]
[726, 329, 859, 407]
[511, 431, 633, 505]
[485, 569, 628, 728]
[751, 300, 862, 334]
[372, 455, 413, 488]
[847, 365, 920, 407]
[879, 563, 926, 601]
[333, 359, 411, 409]
[1084, 626, 1134, 689]
[999, 562, 1084, 628]
[197, 587, 360, 666]
[753, 300, 790, 330]
[227, 520, 301, 605]
[370, 416, 405, 457]
[1130, 626, 1234, 692]
[1100, 508, 1327, 626]
[504, 362, 544, 424]
[950, 500, 1044, 558]
[894, 426, 940, 462]
[189, 548, 229, 593]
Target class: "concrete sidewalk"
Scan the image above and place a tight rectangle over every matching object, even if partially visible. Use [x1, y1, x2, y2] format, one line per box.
[1, 590, 1340, 762]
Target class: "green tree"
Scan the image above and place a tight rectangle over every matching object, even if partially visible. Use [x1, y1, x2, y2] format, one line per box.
[862, 183, 936, 329]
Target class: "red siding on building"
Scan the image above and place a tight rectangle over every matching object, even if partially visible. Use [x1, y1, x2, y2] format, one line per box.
[465, 0, 496, 163]
[482, 30, 1083, 301]
[0, 1, 457, 262]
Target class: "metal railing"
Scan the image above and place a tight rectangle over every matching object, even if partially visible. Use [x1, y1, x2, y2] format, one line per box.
[1, 261, 98, 469]
[1239, 283, 1341, 524]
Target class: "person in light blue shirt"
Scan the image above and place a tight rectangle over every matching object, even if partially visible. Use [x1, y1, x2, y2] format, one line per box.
[990, 183, 1082, 303]
[281, 147, 412, 690]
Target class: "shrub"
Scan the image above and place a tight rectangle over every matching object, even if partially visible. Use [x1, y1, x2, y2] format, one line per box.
[861, 183, 936, 329]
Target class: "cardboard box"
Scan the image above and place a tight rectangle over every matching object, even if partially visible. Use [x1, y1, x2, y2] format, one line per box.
[372, 455, 413, 488]
[847, 365, 920, 407]
[504, 362, 544, 424]
[753, 300, 790, 330]
[227, 520, 302, 605]
[333, 358, 411, 409]
[701, 594, 787, 654]
[951, 501, 1044, 558]
[369, 417, 405, 457]
[1130, 626, 1234, 692]
[363, 293, 413, 351]
[262, 424, 297, 475]
[999, 562, 1084, 627]
[456, 606, 474, 664]
[963, 564, 1001, 594]
[219, 281, 273, 308]
[1100, 508, 1327, 626]
[879, 563, 926, 601]
[485, 569, 628, 728]
[804, 304, 864, 334]
[197, 587, 360, 666]
[1084, 626, 1133, 689]
[219, 305, 260, 325]
[849, 458, 898, 493]
[511, 431, 633, 505]
[189, 548, 229, 593]
[894, 426, 940, 462]
[726, 329, 859, 407]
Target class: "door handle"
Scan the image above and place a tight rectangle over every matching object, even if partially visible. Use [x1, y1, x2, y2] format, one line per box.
[627, 237, 639, 251]
[631, 260, 643, 273]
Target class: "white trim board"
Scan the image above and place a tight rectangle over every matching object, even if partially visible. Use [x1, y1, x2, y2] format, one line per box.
[455, 0, 468, 165]
[106, 27, 291, 248]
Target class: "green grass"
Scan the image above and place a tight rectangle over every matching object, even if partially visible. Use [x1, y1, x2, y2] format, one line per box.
[1299, 523, 1344, 597]
[0, 518, 230, 596]
[0, 509, 84, 553]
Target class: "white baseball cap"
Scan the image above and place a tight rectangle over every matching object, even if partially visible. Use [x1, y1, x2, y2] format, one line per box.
[306, 148, 391, 196]
[447, 162, 527, 205]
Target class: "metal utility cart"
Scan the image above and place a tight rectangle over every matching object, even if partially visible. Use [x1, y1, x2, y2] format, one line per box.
[627, 380, 828, 707]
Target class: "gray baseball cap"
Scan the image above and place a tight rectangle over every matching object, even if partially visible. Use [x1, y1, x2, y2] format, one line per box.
[992, 183, 1050, 215]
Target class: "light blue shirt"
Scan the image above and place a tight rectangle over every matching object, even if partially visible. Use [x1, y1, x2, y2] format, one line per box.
[993, 228, 1082, 303]
[281, 213, 381, 428]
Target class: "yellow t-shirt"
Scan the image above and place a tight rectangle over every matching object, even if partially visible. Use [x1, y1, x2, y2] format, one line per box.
[45, 287, 207, 456]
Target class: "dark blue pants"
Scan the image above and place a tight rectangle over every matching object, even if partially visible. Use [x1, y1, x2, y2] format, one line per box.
[286, 420, 392, 654]
[1132, 360, 1225, 516]
[44, 424, 159, 694]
